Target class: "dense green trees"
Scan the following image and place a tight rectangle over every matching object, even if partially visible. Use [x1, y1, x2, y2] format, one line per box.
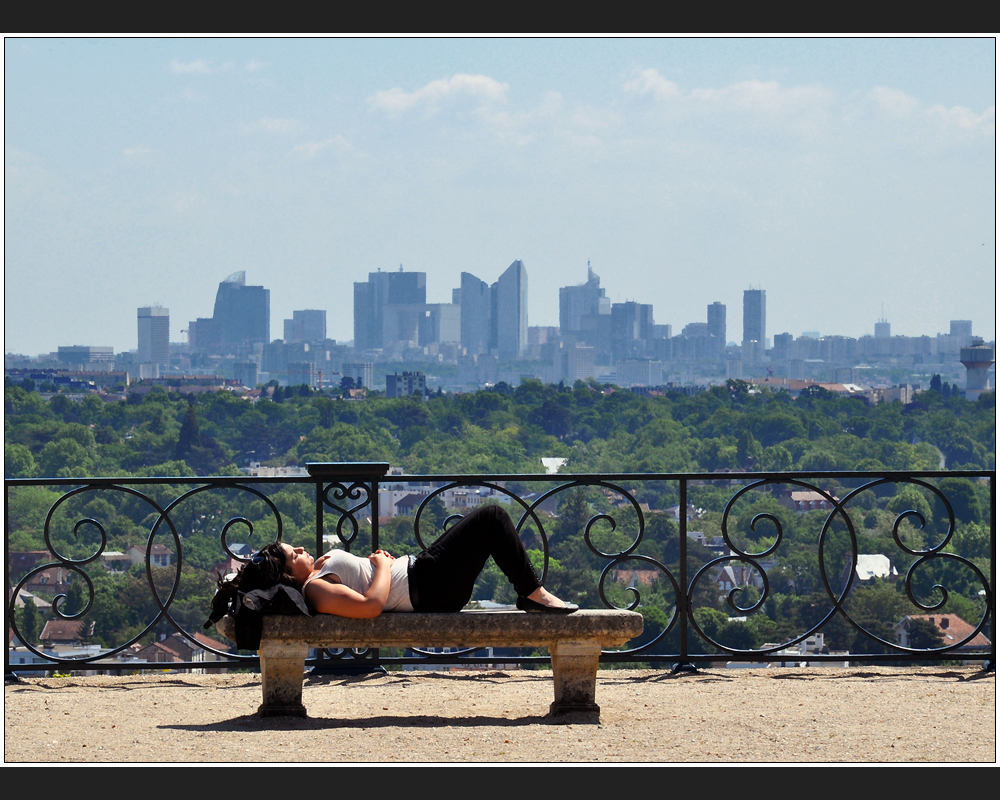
[4, 379, 993, 659]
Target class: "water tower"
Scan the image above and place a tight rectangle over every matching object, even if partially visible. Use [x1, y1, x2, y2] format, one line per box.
[959, 339, 995, 400]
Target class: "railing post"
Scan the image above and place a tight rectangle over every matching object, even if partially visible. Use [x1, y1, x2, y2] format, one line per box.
[991, 474, 996, 672]
[314, 471, 324, 557]
[304, 463, 391, 674]
[305, 462, 391, 553]
[675, 476, 694, 672]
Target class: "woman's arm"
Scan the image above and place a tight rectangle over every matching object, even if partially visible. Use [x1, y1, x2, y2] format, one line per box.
[303, 551, 393, 619]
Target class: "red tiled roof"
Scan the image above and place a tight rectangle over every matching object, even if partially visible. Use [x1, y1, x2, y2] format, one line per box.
[40, 618, 94, 643]
[902, 614, 991, 648]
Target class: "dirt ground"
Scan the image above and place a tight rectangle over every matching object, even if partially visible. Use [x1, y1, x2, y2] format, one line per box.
[4, 666, 996, 764]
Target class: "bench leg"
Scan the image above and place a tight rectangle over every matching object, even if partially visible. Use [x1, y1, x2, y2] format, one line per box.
[549, 640, 601, 718]
[258, 642, 309, 717]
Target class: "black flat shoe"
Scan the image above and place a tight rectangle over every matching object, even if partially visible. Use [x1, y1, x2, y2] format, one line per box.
[516, 596, 579, 614]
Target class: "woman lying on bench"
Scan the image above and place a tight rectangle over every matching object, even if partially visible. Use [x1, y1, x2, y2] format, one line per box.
[216, 504, 577, 619]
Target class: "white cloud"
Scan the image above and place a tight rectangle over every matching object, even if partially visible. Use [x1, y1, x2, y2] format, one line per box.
[626, 69, 832, 116]
[170, 59, 233, 75]
[926, 103, 995, 133]
[369, 74, 509, 116]
[624, 68, 681, 100]
[868, 86, 921, 118]
[124, 146, 154, 156]
[690, 79, 832, 116]
[245, 59, 269, 72]
[865, 87, 994, 142]
[623, 69, 833, 138]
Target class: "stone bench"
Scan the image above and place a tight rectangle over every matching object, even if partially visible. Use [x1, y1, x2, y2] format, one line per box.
[218, 609, 643, 720]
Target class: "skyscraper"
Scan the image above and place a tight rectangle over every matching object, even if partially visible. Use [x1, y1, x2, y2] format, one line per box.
[215, 271, 270, 350]
[493, 260, 528, 360]
[559, 264, 610, 334]
[707, 302, 726, 343]
[284, 310, 327, 343]
[137, 306, 170, 366]
[610, 301, 654, 362]
[743, 289, 766, 344]
[353, 268, 427, 350]
[457, 272, 492, 355]
[950, 320, 973, 338]
[742, 288, 766, 364]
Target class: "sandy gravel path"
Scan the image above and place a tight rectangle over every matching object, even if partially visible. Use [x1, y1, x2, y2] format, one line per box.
[4, 667, 995, 763]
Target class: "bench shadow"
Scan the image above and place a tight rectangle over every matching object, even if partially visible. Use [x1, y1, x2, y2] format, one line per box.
[159, 710, 596, 733]
[302, 670, 540, 689]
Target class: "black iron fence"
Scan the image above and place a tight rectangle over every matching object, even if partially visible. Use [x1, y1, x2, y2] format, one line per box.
[5, 465, 995, 675]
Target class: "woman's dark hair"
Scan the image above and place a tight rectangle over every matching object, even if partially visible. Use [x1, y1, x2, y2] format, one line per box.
[204, 542, 297, 627]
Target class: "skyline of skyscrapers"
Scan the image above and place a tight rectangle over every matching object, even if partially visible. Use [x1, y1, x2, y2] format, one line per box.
[24, 258, 992, 397]
[353, 261, 529, 361]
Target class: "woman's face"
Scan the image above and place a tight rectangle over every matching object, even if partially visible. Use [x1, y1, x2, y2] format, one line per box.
[280, 543, 314, 583]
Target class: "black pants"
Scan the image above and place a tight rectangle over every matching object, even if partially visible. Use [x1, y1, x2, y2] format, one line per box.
[407, 504, 542, 612]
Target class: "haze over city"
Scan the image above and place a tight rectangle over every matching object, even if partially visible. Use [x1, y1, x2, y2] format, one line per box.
[4, 37, 995, 357]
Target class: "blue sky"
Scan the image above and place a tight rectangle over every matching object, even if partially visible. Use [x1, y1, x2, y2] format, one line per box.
[4, 37, 995, 356]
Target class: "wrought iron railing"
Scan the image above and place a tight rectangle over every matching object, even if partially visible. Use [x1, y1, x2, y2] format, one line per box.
[6, 465, 995, 675]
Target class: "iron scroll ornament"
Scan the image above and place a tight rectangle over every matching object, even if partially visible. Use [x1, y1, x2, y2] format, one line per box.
[320, 481, 373, 549]
[8, 481, 286, 665]
[685, 476, 992, 657]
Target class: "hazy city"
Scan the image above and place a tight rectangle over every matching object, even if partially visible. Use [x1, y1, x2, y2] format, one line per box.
[4, 261, 996, 400]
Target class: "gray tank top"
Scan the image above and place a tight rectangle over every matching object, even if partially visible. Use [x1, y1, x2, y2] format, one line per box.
[302, 549, 413, 612]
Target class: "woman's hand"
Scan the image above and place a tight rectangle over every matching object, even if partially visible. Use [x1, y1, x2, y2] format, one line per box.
[304, 551, 394, 619]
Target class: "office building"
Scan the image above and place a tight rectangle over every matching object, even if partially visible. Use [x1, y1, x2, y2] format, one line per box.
[284, 310, 327, 343]
[743, 288, 766, 364]
[386, 371, 427, 398]
[616, 358, 663, 387]
[456, 272, 492, 355]
[560, 343, 596, 384]
[610, 301, 654, 362]
[743, 288, 766, 344]
[137, 306, 170, 366]
[493, 260, 528, 360]
[951, 320, 973, 339]
[189, 272, 269, 355]
[233, 361, 259, 388]
[213, 271, 270, 351]
[57, 346, 114, 368]
[419, 304, 461, 346]
[707, 302, 726, 343]
[559, 264, 610, 334]
[342, 362, 374, 390]
[353, 268, 427, 350]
